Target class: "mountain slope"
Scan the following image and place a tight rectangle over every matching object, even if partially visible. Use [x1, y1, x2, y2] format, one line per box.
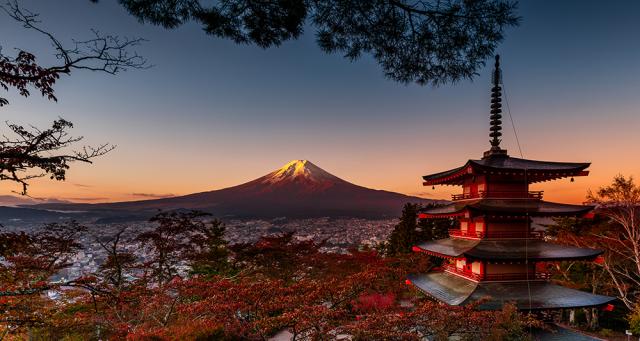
[34, 160, 437, 218]
[0, 195, 70, 207]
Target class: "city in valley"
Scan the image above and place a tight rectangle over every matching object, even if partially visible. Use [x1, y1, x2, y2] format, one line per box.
[2, 217, 397, 281]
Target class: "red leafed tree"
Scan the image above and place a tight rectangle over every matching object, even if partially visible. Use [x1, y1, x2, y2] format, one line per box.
[5, 213, 537, 339]
[34, 211, 229, 339]
[345, 300, 539, 341]
[87, 232, 530, 340]
[118, 262, 400, 339]
[0, 221, 86, 334]
[353, 292, 396, 313]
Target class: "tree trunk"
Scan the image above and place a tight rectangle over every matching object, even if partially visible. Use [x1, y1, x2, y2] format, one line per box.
[583, 308, 592, 329]
[583, 308, 599, 330]
[590, 308, 599, 330]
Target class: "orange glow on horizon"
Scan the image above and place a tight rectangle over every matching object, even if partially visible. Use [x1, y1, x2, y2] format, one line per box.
[0, 151, 636, 206]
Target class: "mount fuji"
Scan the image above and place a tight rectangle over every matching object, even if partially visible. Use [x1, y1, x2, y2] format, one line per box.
[33, 160, 437, 219]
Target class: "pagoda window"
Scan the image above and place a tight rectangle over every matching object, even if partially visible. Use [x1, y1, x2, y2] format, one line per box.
[471, 261, 483, 275]
[464, 263, 473, 274]
[477, 182, 486, 193]
[460, 220, 468, 232]
[468, 220, 476, 235]
[456, 259, 466, 269]
[462, 176, 485, 198]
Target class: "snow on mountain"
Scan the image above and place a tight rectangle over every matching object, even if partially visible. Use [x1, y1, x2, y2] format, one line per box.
[262, 160, 343, 185]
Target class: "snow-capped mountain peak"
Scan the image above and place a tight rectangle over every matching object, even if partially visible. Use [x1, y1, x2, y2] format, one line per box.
[263, 160, 343, 184]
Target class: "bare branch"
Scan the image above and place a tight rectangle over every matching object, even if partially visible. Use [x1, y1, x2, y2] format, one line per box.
[0, 118, 115, 194]
[0, 0, 148, 106]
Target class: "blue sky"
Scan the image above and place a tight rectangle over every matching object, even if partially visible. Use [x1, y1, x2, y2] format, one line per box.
[0, 0, 638, 202]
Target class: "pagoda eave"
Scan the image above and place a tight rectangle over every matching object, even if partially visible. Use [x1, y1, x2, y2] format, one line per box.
[422, 158, 590, 186]
[412, 238, 479, 259]
[411, 246, 460, 259]
[407, 272, 615, 310]
[418, 212, 465, 219]
[419, 199, 594, 219]
[413, 238, 603, 262]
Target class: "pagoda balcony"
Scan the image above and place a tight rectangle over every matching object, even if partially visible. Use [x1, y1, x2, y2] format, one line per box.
[442, 264, 550, 282]
[448, 229, 544, 239]
[451, 190, 543, 201]
[483, 272, 551, 281]
[442, 264, 482, 281]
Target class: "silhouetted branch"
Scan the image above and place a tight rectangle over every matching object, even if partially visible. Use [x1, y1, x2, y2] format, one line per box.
[0, 119, 115, 194]
[0, 0, 148, 104]
[106, 0, 518, 85]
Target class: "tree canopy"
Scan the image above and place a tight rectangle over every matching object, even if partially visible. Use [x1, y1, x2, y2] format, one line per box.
[104, 0, 519, 86]
[383, 202, 451, 256]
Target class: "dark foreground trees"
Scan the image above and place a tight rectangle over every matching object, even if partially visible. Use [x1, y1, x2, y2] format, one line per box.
[104, 0, 519, 86]
[382, 202, 451, 256]
[0, 210, 538, 340]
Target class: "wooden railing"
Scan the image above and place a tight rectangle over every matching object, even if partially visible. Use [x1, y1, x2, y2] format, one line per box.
[482, 272, 550, 281]
[443, 264, 550, 281]
[448, 229, 544, 239]
[451, 190, 543, 201]
[443, 264, 482, 281]
[448, 229, 484, 238]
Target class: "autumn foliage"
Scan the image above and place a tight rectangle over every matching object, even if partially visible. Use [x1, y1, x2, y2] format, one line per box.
[0, 211, 539, 340]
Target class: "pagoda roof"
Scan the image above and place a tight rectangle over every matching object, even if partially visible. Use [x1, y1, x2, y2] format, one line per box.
[407, 272, 614, 310]
[419, 199, 593, 218]
[422, 155, 590, 186]
[413, 238, 479, 258]
[414, 238, 602, 261]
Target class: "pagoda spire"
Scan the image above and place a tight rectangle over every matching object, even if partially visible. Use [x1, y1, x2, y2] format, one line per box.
[484, 55, 507, 158]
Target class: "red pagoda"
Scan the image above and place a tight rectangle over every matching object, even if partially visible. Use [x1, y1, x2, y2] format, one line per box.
[407, 56, 615, 311]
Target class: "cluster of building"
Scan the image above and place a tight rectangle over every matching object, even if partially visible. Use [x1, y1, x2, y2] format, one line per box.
[7, 216, 398, 279]
[225, 217, 396, 252]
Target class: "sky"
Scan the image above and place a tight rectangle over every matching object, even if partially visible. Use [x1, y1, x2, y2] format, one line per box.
[0, 0, 639, 204]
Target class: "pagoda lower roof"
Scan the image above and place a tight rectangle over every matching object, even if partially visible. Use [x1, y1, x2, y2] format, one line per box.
[414, 238, 602, 261]
[419, 199, 593, 218]
[422, 155, 590, 185]
[407, 272, 614, 310]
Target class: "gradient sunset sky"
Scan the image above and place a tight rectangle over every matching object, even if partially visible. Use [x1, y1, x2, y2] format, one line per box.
[1, 0, 639, 204]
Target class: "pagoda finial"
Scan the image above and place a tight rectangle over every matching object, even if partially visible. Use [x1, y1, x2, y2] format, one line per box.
[484, 54, 507, 158]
